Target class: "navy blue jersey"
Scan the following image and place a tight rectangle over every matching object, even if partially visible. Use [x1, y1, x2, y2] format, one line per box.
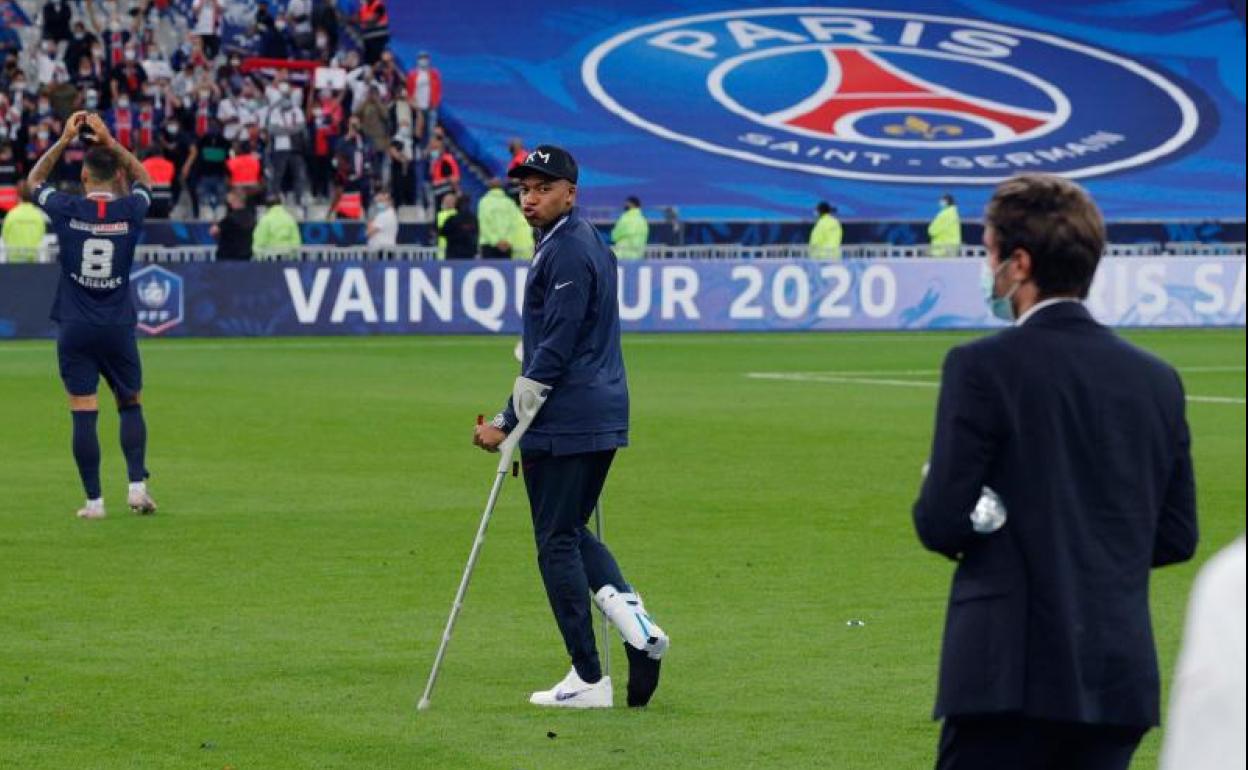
[502, 207, 629, 454]
[34, 182, 151, 325]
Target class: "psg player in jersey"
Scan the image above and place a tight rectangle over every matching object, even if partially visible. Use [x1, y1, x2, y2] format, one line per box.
[27, 112, 157, 520]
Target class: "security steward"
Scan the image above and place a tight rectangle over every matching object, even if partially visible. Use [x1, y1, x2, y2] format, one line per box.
[472, 145, 669, 709]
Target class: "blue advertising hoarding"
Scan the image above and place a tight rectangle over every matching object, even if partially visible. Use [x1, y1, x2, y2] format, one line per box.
[1, 258, 1242, 339]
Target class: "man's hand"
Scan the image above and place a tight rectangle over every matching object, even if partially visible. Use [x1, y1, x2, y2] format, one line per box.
[63, 111, 88, 142]
[473, 423, 506, 453]
[84, 112, 113, 145]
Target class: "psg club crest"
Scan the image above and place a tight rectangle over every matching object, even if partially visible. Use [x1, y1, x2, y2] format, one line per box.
[582, 8, 1201, 183]
[130, 265, 184, 335]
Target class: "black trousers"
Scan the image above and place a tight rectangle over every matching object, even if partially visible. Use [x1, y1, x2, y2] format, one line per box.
[937, 714, 1147, 770]
[521, 449, 628, 683]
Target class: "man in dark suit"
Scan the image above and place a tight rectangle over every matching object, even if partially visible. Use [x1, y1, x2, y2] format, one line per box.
[913, 173, 1198, 770]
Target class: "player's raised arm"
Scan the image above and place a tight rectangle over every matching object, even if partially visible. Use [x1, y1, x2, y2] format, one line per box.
[85, 113, 153, 189]
[27, 110, 86, 188]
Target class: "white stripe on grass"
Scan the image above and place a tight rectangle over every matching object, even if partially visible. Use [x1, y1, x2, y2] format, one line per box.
[746, 371, 1245, 405]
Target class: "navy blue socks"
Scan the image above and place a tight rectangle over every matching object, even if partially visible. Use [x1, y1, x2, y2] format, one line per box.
[118, 404, 149, 483]
[71, 410, 101, 499]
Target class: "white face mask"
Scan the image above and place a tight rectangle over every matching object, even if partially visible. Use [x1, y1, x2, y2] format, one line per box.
[981, 258, 1021, 322]
[117, 98, 130, 109]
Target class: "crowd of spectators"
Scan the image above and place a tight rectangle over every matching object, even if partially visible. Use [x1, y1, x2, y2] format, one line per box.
[0, 0, 453, 229]
[0, 0, 665, 262]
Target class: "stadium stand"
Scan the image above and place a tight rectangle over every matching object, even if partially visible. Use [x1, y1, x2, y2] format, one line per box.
[0, 0, 1243, 259]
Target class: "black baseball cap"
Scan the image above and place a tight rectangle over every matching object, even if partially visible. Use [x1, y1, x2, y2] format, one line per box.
[507, 144, 578, 184]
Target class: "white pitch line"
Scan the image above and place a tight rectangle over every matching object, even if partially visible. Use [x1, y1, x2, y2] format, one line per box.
[747, 372, 940, 389]
[747, 371, 1245, 405]
[750, 364, 1244, 377]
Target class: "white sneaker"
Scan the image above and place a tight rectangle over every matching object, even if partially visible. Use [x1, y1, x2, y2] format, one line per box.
[528, 668, 613, 709]
[76, 500, 106, 520]
[127, 486, 157, 515]
[594, 585, 669, 660]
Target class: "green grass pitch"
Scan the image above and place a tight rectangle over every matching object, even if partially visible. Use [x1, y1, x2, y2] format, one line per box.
[0, 329, 1243, 769]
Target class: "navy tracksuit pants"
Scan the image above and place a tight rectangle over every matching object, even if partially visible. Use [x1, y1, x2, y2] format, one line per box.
[521, 448, 629, 684]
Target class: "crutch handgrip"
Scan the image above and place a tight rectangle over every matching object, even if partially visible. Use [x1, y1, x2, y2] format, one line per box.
[496, 377, 551, 473]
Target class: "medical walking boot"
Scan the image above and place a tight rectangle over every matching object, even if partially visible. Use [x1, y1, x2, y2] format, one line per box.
[594, 585, 668, 707]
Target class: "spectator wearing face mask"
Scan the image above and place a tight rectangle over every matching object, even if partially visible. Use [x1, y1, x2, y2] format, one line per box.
[183, 117, 231, 219]
[312, 0, 340, 56]
[354, 85, 390, 166]
[265, 72, 303, 110]
[328, 118, 370, 218]
[107, 93, 139, 151]
[254, 0, 275, 35]
[308, 96, 341, 201]
[192, 0, 224, 59]
[135, 94, 162, 152]
[159, 120, 192, 213]
[64, 20, 98, 74]
[266, 83, 309, 207]
[6, 70, 30, 101]
[1, 55, 19, 92]
[211, 187, 256, 261]
[217, 55, 247, 97]
[406, 51, 441, 147]
[217, 85, 246, 144]
[235, 80, 266, 146]
[28, 121, 56, 164]
[36, 40, 59, 86]
[366, 190, 397, 248]
[40, 0, 73, 50]
[189, 84, 218, 139]
[374, 50, 404, 98]
[72, 59, 105, 106]
[88, 38, 107, 73]
[101, 15, 133, 69]
[358, 0, 390, 65]
[287, 0, 316, 53]
[388, 128, 417, 208]
[261, 14, 295, 59]
[427, 136, 459, 208]
[109, 47, 149, 104]
[185, 36, 212, 71]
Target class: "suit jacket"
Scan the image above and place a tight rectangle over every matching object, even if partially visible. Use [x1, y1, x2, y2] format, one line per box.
[913, 301, 1197, 727]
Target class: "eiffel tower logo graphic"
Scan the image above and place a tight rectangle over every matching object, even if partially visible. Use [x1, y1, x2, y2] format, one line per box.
[765, 48, 1053, 142]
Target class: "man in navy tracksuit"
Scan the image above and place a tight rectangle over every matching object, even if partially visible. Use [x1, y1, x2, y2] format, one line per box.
[473, 145, 668, 709]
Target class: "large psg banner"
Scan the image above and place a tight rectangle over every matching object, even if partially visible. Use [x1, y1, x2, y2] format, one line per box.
[0, 258, 1242, 338]
[392, 1, 1245, 220]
